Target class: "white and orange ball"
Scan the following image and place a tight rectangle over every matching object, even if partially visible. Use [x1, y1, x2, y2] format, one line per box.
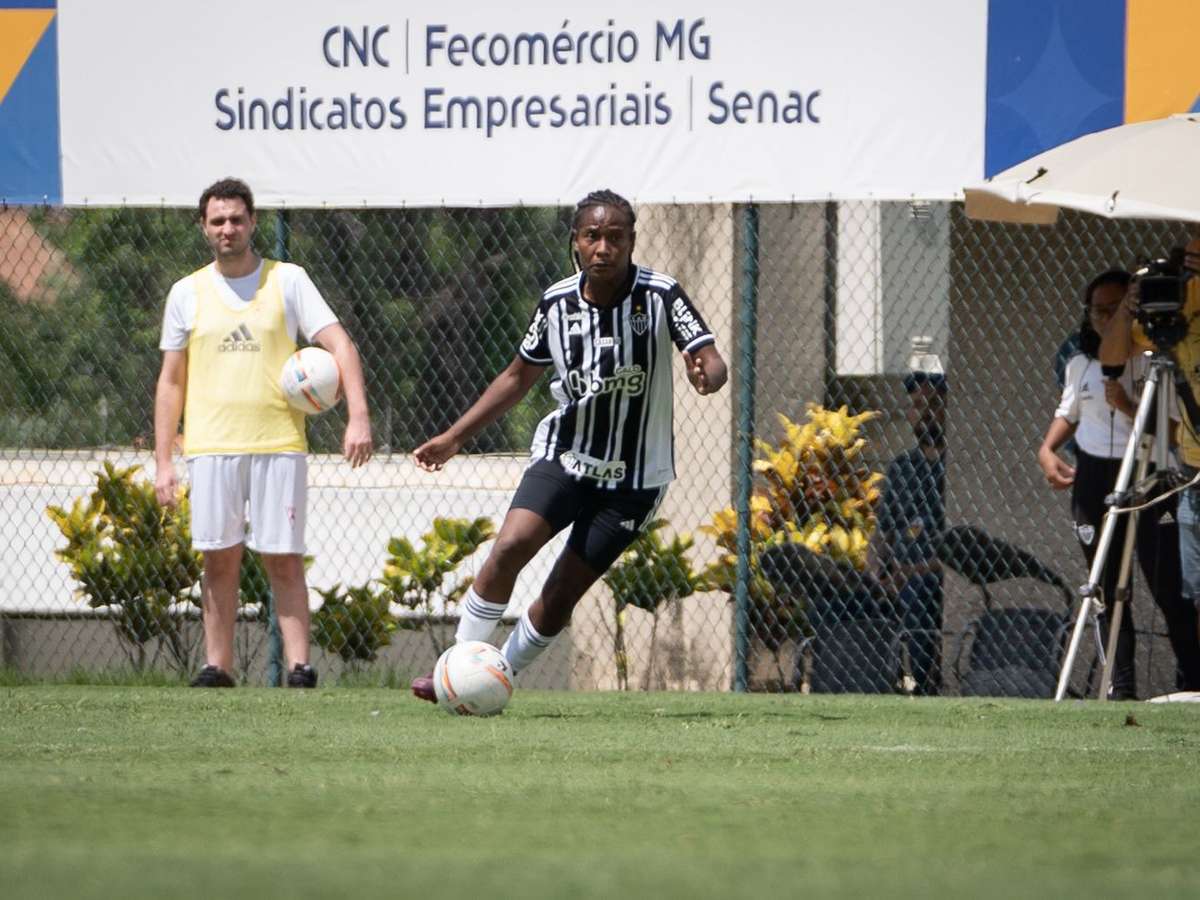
[433, 641, 514, 717]
[280, 346, 340, 414]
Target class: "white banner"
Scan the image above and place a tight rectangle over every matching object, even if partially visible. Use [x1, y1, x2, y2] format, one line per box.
[56, 0, 987, 208]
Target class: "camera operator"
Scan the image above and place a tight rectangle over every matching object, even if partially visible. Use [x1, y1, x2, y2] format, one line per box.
[1098, 240, 1200, 693]
[1041, 270, 1199, 698]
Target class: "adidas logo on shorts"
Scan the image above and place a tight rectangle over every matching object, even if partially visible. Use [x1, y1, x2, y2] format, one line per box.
[620, 519, 637, 531]
[219, 323, 261, 352]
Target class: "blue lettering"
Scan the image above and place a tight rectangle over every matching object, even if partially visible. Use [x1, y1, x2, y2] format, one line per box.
[214, 89, 236, 130]
[426, 25, 447, 67]
[371, 26, 390, 66]
[389, 98, 407, 129]
[325, 26, 389, 67]
[424, 87, 445, 128]
[708, 81, 729, 124]
[323, 27, 340, 67]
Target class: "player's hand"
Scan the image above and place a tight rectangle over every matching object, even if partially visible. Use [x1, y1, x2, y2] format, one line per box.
[683, 350, 727, 395]
[414, 433, 463, 472]
[1103, 380, 1135, 418]
[343, 416, 373, 468]
[1122, 282, 1139, 315]
[155, 463, 178, 507]
[1040, 454, 1075, 490]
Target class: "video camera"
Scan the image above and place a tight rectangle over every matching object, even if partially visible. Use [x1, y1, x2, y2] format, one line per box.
[1132, 246, 1193, 351]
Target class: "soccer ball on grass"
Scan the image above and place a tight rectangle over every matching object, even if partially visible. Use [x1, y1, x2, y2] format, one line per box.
[433, 641, 514, 717]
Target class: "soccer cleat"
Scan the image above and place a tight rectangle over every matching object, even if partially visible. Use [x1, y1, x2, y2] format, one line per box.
[286, 663, 318, 688]
[411, 673, 436, 703]
[190, 665, 235, 688]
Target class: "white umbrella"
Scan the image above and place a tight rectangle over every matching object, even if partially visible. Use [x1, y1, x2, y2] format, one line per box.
[964, 113, 1200, 225]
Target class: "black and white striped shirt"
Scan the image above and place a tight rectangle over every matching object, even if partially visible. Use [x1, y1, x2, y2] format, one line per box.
[517, 265, 715, 490]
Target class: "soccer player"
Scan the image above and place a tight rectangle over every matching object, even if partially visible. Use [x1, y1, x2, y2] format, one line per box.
[410, 189, 728, 701]
[154, 177, 373, 688]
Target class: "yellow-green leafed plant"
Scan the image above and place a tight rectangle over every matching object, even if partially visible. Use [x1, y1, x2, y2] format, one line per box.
[700, 404, 884, 646]
[312, 583, 397, 666]
[603, 519, 704, 690]
[377, 516, 496, 657]
[45, 462, 202, 672]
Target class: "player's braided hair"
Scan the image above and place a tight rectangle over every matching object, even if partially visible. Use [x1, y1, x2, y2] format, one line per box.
[568, 189, 636, 271]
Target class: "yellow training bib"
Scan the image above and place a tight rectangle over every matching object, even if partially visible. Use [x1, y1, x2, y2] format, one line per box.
[183, 260, 306, 455]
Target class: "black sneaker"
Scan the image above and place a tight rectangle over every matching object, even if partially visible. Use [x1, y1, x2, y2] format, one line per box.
[190, 665, 235, 688]
[287, 663, 318, 688]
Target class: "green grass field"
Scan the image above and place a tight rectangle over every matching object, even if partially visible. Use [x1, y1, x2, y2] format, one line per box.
[2, 687, 1197, 899]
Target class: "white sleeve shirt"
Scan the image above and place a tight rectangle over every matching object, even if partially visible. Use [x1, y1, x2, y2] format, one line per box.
[1055, 352, 1175, 459]
[159, 259, 338, 351]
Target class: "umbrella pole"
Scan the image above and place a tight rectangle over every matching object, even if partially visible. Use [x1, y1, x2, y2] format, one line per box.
[1054, 361, 1166, 701]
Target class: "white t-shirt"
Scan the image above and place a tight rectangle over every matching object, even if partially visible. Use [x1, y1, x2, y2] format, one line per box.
[1055, 352, 1175, 459]
[159, 259, 338, 351]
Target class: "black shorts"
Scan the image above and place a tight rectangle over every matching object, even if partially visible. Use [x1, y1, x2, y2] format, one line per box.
[509, 459, 667, 572]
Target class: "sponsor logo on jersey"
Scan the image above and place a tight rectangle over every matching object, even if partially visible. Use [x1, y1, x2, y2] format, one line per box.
[521, 309, 548, 352]
[597, 336, 617, 348]
[559, 451, 627, 482]
[671, 296, 704, 342]
[566, 364, 645, 398]
[219, 323, 261, 352]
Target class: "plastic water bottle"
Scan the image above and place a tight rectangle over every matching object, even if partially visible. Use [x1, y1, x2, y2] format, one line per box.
[907, 336, 944, 375]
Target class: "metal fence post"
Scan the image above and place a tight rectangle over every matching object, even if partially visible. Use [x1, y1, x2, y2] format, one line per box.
[734, 203, 760, 692]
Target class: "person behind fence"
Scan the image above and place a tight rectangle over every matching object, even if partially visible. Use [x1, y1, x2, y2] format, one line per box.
[409, 189, 728, 702]
[154, 177, 374, 689]
[866, 370, 947, 695]
[1099, 241, 1200, 691]
[1038, 269, 1200, 698]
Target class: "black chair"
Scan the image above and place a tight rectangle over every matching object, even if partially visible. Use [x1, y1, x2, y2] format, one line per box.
[798, 617, 903, 694]
[760, 543, 902, 694]
[955, 608, 1069, 698]
[937, 525, 1073, 698]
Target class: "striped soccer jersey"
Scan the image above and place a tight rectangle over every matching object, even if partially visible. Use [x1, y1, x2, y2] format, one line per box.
[517, 265, 715, 490]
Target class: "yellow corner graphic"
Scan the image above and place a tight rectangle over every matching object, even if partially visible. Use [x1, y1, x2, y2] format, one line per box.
[1125, 0, 1200, 122]
[0, 9, 55, 108]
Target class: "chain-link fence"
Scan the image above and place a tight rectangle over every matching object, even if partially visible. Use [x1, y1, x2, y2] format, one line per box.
[3, 200, 1197, 698]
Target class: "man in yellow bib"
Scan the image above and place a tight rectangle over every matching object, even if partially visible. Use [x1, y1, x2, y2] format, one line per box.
[154, 178, 372, 688]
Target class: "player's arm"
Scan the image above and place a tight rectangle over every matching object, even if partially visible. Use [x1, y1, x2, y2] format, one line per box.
[666, 285, 726, 395]
[1036, 417, 1077, 490]
[414, 357, 545, 471]
[683, 344, 728, 395]
[154, 350, 187, 506]
[314, 323, 373, 468]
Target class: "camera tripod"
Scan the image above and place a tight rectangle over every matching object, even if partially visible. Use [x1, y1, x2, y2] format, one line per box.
[1054, 351, 1191, 702]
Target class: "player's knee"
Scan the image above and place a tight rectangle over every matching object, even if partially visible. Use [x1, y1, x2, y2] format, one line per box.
[203, 547, 241, 580]
[489, 533, 539, 573]
[260, 553, 305, 583]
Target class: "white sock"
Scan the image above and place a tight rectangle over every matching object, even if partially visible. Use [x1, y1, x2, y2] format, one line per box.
[455, 586, 507, 644]
[501, 610, 553, 675]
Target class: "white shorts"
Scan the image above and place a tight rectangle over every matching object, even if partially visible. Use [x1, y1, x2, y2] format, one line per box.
[186, 454, 307, 554]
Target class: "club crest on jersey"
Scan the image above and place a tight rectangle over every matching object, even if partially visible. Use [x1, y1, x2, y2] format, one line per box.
[631, 311, 650, 335]
[559, 451, 627, 482]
